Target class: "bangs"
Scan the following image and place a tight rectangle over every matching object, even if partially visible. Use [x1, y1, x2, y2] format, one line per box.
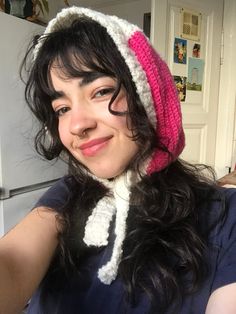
[48, 45, 114, 82]
[40, 23, 124, 116]
[37, 18, 119, 98]
[46, 45, 121, 107]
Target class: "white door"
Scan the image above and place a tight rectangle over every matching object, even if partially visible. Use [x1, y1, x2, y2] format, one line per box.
[151, 0, 223, 170]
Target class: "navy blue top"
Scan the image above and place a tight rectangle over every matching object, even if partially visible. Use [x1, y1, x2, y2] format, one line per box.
[27, 176, 236, 314]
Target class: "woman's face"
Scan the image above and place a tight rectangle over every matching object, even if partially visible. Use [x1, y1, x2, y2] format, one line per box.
[50, 67, 139, 179]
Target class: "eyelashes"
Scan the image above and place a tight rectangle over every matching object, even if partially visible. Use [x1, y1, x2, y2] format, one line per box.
[93, 87, 115, 98]
[54, 106, 70, 117]
[52, 87, 116, 118]
[51, 74, 119, 118]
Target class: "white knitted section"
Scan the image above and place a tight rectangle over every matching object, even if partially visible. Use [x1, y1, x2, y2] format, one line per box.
[83, 196, 115, 246]
[98, 172, 131, 284]
[33, 6, 156, 128]
[82, 171, 132, 285]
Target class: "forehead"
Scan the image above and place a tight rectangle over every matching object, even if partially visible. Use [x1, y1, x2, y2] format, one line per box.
[48, 50, 110, 79]
[48, 58, 91, 89]
[49, 55, 89, 75]
[49, 66, 115, 89]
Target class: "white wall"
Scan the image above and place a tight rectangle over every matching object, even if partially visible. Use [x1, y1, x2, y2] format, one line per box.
[215, 0, 236, 177]
[47, 0, 151, 29]
[94, 0, 151, 29]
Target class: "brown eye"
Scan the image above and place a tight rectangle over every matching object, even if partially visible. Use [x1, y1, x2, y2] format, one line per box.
[94, 88, 115, 98]
[55, 106, 70, 117]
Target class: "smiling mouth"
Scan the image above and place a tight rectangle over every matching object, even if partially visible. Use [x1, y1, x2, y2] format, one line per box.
[79, 136, 112, 157]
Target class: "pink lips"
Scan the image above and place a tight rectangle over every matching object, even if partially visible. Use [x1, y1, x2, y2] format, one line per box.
[79, 136, 112, 157]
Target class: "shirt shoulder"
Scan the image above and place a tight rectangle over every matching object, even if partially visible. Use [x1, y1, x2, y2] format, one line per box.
[208, 187, 236, 292]
[209, 187, 236, 244]
[34, 175, 76, 212]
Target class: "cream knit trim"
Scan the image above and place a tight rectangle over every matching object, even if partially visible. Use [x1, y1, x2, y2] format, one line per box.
[83, 196, 115, 247]
[98, 172, 131, 284]
[83, 172, 132, 284]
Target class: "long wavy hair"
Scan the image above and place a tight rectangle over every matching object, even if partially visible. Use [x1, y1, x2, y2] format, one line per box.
[22, 17, 222, 313]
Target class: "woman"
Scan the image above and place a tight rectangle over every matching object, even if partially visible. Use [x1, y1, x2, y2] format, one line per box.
[1, 6, 236, 314]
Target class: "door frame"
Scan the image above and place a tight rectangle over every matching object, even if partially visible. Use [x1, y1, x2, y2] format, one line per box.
[215, 0, 236, 178]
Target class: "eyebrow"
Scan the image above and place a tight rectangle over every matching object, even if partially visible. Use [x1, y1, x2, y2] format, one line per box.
[50, 90, 65, 101]
[79, 72, 110, 87]
[50, 72, 113, 101]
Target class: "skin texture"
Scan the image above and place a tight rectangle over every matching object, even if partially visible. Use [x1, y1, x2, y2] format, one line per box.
[206, 283, 236, 314]
[0, 207, 58, 314]
[50, 67, 139, 179]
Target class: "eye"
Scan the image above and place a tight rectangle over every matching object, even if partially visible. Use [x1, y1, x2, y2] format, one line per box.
[94, 87, 115, 98]
[54, 106, 70, 117]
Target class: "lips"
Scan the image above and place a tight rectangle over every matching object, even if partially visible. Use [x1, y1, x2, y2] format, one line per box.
[79, 136, 112, 157]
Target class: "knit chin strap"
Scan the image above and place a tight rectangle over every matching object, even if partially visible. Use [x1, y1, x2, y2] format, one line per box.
[83, 172, 132, 284]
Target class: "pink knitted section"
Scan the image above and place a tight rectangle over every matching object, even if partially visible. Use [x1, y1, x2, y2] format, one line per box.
[128, 31, 185, 174]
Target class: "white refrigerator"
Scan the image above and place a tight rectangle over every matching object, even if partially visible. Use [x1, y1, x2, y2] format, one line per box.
[0, 12, 67, 236]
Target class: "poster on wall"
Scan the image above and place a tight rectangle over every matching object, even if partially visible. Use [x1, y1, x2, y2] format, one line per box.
[192, 43, 201, 58]
[169, 6, 205, 104]
[187, 58, 204, 91]
[174, 37, 187, 64]
[173, 76, 187, 102]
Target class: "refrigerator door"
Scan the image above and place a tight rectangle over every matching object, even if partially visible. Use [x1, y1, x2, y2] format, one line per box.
[0, 186, 50, 237]
[0, 12, 67, 196]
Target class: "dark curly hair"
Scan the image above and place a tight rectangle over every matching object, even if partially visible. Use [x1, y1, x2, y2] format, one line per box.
[21, 16, 157, 178]
[21, 16, 222, 313]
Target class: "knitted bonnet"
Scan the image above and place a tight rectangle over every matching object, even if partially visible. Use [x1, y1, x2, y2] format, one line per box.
[34, 6, 185, 174]
[33, 6, 185, 284]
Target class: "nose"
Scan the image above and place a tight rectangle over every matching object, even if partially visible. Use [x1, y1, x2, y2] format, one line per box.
[69, 105, 97, 137]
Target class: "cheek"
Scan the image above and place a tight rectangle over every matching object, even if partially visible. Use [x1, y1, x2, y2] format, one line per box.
[110, 99, 132, 133]
[110, 114, 131, 136]
[57, 120, 69, 147]
[110, 92, 128, 113]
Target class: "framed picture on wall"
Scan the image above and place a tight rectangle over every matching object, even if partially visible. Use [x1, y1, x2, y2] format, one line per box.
[180, 8, 202, 42]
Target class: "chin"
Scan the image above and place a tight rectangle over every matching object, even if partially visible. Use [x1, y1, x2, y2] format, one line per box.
[89, 167, 125, 180]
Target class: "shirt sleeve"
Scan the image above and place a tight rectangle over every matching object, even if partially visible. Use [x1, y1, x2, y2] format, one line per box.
[33, 176, 73, 212]
[211, 188, 236, 292]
